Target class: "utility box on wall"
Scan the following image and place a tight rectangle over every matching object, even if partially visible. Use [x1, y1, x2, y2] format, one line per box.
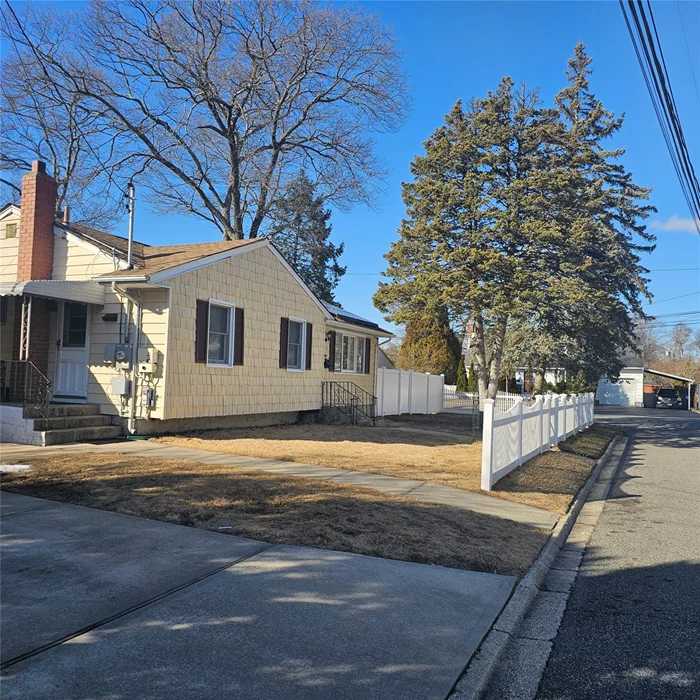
[111, 376, 131, 396]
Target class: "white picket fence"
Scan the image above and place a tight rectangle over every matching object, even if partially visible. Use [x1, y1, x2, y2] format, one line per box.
[375, 367, 444, 417]
[444, 388, 532, 414]
[481, 392, 595, 491]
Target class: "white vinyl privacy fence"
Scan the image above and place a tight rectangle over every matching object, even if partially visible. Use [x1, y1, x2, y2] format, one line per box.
[481, 392, 595, 490]
[376, 367, 444, 417]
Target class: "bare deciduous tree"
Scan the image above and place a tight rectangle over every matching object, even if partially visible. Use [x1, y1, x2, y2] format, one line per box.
[670, 322, 693, 359]
[3, 0, 409, 238]
[1, 5, 127, 226]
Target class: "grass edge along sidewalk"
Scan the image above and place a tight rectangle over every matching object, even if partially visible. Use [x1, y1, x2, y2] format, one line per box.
[156, 422, 620, 514]
[0, 453, 546, 579]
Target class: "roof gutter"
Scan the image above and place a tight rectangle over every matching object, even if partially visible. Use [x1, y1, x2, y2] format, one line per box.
[98, 275, 149, 284]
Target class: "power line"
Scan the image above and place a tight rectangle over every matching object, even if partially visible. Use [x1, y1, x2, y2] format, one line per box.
[648, 267, 700, 272]
[650, 311, 700, 319]
[619, 1, 700, 234]
[676, 0, 700, 107]
[645, 290, 700, 305]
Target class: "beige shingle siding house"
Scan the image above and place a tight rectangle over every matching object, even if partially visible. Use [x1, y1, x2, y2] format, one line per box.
[0, 162, 391, 444]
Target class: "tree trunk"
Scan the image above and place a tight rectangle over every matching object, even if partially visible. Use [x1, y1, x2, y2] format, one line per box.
[471, 314, 489, 406]
[533, 370, 544, 394]
[486, 316, 508, 399]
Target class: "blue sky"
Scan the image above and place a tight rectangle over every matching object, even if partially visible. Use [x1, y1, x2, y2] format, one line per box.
[109, 1, 700, 338]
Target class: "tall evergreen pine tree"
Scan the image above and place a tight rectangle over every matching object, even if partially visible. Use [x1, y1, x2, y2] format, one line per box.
[270, 172, 346, 303]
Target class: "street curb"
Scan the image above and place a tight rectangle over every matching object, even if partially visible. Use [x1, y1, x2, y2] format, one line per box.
[450, 434, 622, 700]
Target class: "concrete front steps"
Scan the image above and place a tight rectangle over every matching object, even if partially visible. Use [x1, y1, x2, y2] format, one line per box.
[26, 404, 123, 446]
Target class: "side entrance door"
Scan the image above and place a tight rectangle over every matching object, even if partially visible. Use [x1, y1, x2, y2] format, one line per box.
[54, 302, 90, 400]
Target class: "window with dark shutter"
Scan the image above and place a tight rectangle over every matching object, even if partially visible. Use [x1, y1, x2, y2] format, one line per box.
[327, 331, 336, 371]
[233, 307, 245, 365]
[279, 317, 289, 368]
[305, 323, 313, 370]
[195, 299, 209, 363]
[364, 337, 372, 373]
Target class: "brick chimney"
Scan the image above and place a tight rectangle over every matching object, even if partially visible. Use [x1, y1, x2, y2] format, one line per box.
[17, 160, 58, 281]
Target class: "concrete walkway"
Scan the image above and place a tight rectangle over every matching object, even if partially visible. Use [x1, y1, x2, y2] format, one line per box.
[0, 439, 559, 530]
[0, 490, 515, 700]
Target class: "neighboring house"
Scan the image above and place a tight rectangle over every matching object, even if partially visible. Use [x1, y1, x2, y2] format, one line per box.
[596, 366, 694, 409]
[596, 367, 645, 407]
[513, 367, 567, 392]
[0, 161, 391, 445]
[376, 345, 396, 369]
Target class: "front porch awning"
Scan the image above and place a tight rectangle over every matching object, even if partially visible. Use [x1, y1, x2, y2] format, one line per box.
[0, 280, 105, 306]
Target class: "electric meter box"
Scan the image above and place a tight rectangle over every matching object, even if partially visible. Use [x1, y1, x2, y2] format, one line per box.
[111, 376, 131, 396]
[104, 344, 133, 366]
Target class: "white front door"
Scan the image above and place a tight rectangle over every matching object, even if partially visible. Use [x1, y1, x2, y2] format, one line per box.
[54, 302, 90, 399]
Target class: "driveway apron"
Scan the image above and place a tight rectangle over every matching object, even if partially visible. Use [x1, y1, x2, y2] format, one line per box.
[0, 492, 515, 700]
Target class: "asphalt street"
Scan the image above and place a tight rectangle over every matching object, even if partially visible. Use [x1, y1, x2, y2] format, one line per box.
[537, 407, 700, 700]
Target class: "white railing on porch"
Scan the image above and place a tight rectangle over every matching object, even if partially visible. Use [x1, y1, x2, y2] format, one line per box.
[376, 367, 444, 417]
[481, 392, 595, 491]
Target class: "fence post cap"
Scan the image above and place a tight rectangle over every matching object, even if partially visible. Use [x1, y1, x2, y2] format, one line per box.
[483, 398, 495, 405]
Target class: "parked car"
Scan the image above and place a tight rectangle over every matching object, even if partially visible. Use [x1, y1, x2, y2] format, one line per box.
[655, 387, 683, 409]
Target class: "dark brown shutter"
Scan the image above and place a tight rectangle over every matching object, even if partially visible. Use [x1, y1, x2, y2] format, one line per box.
[195, 299, 209, 363]
[364, 337, 372, 374]
[305, 323, 313, 370]
[233, 307, 244, 365]
[279, 317, 289, 368]
[327, 331, 336, 372]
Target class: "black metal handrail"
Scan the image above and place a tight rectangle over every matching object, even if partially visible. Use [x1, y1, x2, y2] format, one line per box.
[322, 380, 376, 425]
[0, 359, 52, 427]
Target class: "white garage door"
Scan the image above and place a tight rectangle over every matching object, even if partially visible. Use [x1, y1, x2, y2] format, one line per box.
[596, 377, 639, 406]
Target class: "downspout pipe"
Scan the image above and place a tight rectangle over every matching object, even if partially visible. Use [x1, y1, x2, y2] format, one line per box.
[112, 282, 141, 435]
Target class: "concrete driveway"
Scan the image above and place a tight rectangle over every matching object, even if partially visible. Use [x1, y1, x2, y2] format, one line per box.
[0, 491, 515, 700]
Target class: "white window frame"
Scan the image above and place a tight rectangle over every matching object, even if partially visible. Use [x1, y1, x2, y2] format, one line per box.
[286, 317, 307, 372]
[334, 332, 367, 374]
[206, 298, 235, 367]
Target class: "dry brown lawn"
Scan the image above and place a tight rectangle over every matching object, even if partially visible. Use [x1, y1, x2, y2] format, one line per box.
[0, 454, 548, 578]
[159, 423, 484, 488]
[158, 422, 615, 514]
